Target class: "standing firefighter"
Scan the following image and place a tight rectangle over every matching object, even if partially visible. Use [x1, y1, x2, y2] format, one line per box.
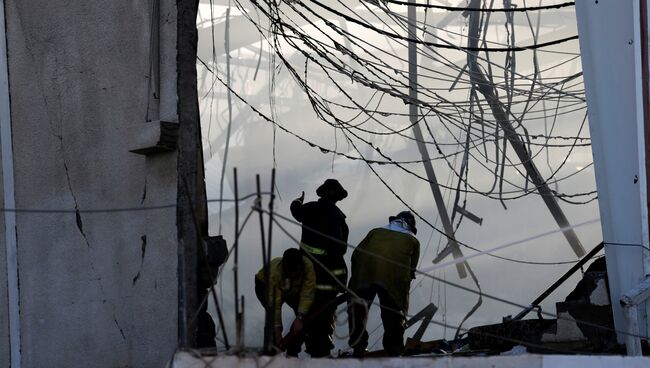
[290, 179, 349, 357]
[255, 248, 316, 356]
[348, 211, 420, 357]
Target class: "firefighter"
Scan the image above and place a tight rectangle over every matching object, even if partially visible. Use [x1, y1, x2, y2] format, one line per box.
[347, 211, 420, 357]
[255, 248, 316, 356]
[290, 178, 349, 357]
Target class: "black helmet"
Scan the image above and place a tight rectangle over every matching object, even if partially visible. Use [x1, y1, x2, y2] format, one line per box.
[316, 179, 348, 201]
[389, 211, 417, 235]
[282, 248, 304, 274]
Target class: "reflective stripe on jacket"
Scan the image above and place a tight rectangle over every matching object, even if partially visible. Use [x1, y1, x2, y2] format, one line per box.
[301, 242, 328, 256]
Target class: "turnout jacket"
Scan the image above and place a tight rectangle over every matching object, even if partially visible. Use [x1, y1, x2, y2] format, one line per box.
[290, 198, 349, 289]
[255, 256, 316, 327]
[290, 198, 349, 256]
[348, 225, 420, 312]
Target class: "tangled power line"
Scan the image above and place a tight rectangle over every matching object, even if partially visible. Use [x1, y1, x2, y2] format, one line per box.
[207, 0, 595, 206]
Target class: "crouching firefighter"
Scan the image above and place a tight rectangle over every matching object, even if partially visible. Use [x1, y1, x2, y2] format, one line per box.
[348, 211, 420, 357]
[290, 179, 349, 357]
[255, 248, 316, 356]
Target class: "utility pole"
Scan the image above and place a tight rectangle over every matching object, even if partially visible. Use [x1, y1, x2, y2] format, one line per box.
[408, 0, 467, 278]
[177, 0, 206, 348]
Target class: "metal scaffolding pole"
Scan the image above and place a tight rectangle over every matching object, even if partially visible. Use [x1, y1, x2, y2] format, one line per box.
[408, 1, 467, 279]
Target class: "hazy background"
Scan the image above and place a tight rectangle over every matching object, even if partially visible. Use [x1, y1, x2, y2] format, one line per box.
[195, 0, 600, 352]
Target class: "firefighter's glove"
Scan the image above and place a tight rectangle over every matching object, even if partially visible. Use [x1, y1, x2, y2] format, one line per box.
[296, 191, 305, 203]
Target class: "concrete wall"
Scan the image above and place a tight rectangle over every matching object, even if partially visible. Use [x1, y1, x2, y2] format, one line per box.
[3, 0, 179, 367]
[1, 0, 16, 366]
[0, 124, 9, 368]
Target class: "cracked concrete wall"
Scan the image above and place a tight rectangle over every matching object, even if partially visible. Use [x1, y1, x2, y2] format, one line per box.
[4, 1, 179, 367]
[0, 138, 9, 368]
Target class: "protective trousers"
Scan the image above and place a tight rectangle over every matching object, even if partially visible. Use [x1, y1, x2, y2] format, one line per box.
[302, 250, 347, 357]
[303, 290, 338, 357]
[348, 284, 406, 356]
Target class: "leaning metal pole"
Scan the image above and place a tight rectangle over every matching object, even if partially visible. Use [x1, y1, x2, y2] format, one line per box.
[408, 0, 467, 278]
[256, 174, 271, 353]
[460, 0, 585, 258]
[234, 167, 241, 350]
[512, 242, 604, 321]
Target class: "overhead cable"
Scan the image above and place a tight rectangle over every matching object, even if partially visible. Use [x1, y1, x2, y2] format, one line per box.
[309, 0, 579, 52]
[380, 0, 576, 13]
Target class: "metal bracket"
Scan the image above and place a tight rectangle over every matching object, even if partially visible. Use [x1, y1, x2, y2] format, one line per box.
[454, 205, 483, 226]
[405, 303, 438, 342]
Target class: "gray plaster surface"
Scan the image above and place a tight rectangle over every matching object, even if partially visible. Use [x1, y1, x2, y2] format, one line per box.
[4, 0, 179, 367]
[0, 127, 9, 368]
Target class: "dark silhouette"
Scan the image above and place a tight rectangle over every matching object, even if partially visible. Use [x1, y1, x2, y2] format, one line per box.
[290, 179, 349, 357]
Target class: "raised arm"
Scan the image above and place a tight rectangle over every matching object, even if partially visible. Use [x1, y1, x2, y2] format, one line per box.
[290, 191, 305, 222]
